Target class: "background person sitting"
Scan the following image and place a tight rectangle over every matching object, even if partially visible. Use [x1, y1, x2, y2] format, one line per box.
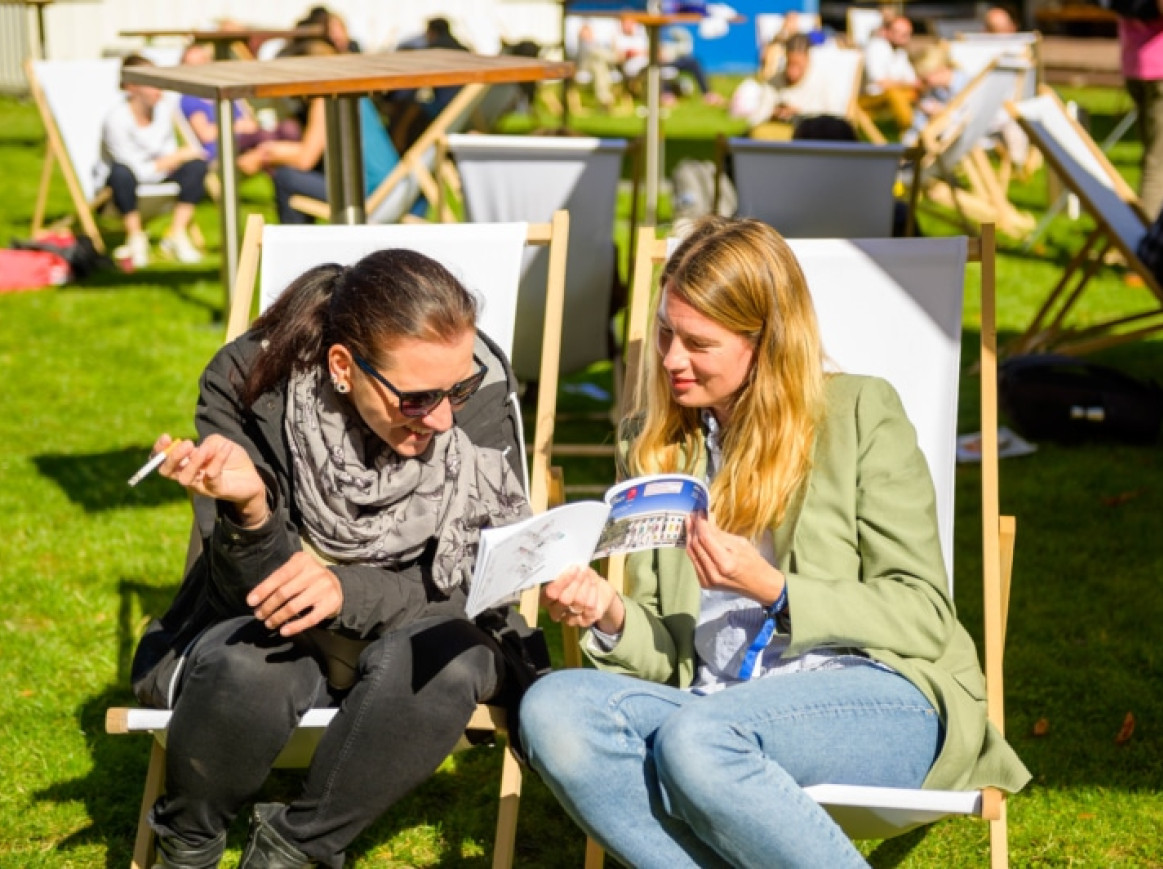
[177, 43, 300, 177]
[984, 4, 1020, 34]
[97, 54, 207, 267]
[244, 40, 400, 224]
[746, 35, 835, 139]
[904, 44, 970, 146]
[860, 13, 919, 134]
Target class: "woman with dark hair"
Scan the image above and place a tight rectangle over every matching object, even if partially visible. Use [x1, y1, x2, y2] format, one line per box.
[519, 217, 1029, 867]
[133, 248, 531, 868]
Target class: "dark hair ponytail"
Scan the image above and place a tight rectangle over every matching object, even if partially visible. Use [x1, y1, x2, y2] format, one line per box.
[241, 249, 477, 405]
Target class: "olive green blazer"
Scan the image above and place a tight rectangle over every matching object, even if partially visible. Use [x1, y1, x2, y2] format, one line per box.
[587, 374, 1031, 794]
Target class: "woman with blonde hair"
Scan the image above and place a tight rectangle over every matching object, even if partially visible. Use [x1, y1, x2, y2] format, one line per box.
[518, 217, 1029, 867]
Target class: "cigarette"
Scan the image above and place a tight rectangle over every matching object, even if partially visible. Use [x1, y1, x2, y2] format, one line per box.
[128, 442, 177, 487]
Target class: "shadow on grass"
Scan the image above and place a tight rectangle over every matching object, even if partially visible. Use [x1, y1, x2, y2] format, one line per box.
[33, 446, 189, 512]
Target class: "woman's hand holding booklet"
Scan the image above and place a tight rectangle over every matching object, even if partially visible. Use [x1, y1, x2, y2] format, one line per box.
[465, 474, 709, 618]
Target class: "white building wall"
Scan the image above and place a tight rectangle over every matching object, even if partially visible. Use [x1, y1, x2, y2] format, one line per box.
[33, 0, 563, 61]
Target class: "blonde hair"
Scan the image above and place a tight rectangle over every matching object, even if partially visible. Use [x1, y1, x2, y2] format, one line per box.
[625, 217, 826, 539]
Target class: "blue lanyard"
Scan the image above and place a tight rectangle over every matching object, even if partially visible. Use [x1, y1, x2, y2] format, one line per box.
[736, 586, 788, 682]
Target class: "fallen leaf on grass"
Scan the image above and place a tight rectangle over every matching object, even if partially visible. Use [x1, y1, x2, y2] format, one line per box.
[1115, 711, 1135, 745]
[1077, 813, 1095, 820]
[1031, 718, 1050, 737]
[1101, 489, 1146, 507]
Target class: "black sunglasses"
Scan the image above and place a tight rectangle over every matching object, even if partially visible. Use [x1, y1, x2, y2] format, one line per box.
[352, 353, 488, 418]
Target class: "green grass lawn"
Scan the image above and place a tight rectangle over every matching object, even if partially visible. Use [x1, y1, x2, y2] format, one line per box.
[1, 79, 1162, 867]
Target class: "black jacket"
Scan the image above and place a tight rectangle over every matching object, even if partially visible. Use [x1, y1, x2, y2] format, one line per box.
[131, 329, 527, 707]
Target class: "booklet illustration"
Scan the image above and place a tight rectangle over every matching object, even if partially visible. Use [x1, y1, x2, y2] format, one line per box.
[465, 473, 709, 618]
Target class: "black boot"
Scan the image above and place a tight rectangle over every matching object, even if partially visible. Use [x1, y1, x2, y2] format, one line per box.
[238, 803, 315, 869]
[152, 829, 226, 869]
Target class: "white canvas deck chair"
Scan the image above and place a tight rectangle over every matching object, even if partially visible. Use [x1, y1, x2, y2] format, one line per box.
[717, 137, 922, 237]
[919, 56, 1036, 239]
[105, 211, 571, 869]
[288, 83, 491, 224]
[580, 223, 1016, 868]
[25, 58, 183, 254]
[446, 133, 628, 384]
[1006, 88, 1163, 355]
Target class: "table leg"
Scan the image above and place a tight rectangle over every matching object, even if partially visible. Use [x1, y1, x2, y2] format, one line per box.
[324, 96, 366, 224]
[217, 99, 240, 305]
[644, 23, 662, 227]
[35, 3, 47, 59]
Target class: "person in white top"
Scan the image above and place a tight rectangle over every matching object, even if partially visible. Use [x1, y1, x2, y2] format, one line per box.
[747, 34, 837, 138]
[859, 13, 919, 132]
[97, 54, 208, 267]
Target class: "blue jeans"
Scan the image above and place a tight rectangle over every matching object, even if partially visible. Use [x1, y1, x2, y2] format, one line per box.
[519, 666, 942, 869]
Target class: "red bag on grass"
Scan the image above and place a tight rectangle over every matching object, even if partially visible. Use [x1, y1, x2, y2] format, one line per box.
[0, 249, 71, 292]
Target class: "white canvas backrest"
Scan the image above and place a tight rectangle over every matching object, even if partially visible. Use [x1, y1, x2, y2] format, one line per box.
[1011, 94, 1147, 251]
[659, 234, 967, 585]
[257, 223, 530, 360]
[805, 45, 863, 116]
[949, 38, 1036, 99]
[31, 59, 123, 203]
[729, 139, 906, 238]
[932, 58, 1028, 172]
[789, 237, 967, 580]
[847, 8, 884, 46]
[448, 133, 626, 380]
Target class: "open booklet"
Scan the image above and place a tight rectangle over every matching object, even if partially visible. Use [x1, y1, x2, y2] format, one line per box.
[465, 473, 709, 619]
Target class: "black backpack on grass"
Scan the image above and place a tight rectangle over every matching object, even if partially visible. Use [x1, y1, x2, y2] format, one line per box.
[999, 354, 1163, 444]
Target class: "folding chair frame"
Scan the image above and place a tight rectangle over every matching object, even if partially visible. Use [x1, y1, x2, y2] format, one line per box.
[106, 210, 571, 869]
[1005, 87, 1163, 356]
[576, 224, 1016, 869]
[919, 59, 1035, 240]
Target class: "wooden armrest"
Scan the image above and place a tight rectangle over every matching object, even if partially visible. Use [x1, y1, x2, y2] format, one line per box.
[288, 194, 331, 220]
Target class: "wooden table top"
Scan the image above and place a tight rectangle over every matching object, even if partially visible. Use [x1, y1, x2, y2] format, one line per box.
[120, 48, 576, 101]
[120, 26, 324, 42]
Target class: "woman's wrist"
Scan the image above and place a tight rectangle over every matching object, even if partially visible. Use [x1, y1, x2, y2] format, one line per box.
[234, 491, 271, 529]
[595, 594, 626, 636]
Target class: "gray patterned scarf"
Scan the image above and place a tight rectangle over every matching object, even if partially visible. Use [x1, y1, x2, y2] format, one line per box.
[285, 366, 528, 593]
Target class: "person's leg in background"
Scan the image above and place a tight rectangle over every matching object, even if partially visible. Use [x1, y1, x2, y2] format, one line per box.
[272, 167, 328, 224]
[1128, 76, 1163, 220]
[107, 161, 151, 267]
[160, 158, 208, 263]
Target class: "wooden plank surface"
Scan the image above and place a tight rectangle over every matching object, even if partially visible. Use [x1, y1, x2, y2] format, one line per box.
[121, 48, 574, 100]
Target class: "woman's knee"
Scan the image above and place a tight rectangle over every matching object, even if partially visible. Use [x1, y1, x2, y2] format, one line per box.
[185, 621, 317, 699]
[653, 704, 738, 805]
[518, 670, 615, 776]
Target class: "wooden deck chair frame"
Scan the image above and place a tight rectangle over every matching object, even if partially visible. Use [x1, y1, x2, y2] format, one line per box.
[919, 56, 1035, 240]
[1005, 86, 1163, 355]
[25, 58, 188, 254]
[575, 223, 1016, 869]
[288, 83, 489, 225]
[105, 210, 571, 869]
[713, 135, 923, 238]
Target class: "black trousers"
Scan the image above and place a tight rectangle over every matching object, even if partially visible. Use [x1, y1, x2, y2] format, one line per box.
[148, 614, 505, 867]
[107, 159, 207, 214]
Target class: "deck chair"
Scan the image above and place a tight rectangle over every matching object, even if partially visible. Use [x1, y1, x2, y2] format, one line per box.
[919, 56, 1036, 239]
[288, 83, 490, 225]
[105, 211, 571, 869]
[579, 223, 1016, 868]
[445, 133, 632, 474]
[1005, 88, 1163, 355]
[25, 58, 184, 254]
[715, 137, 922, 238]
[445, 133, 628, 382]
